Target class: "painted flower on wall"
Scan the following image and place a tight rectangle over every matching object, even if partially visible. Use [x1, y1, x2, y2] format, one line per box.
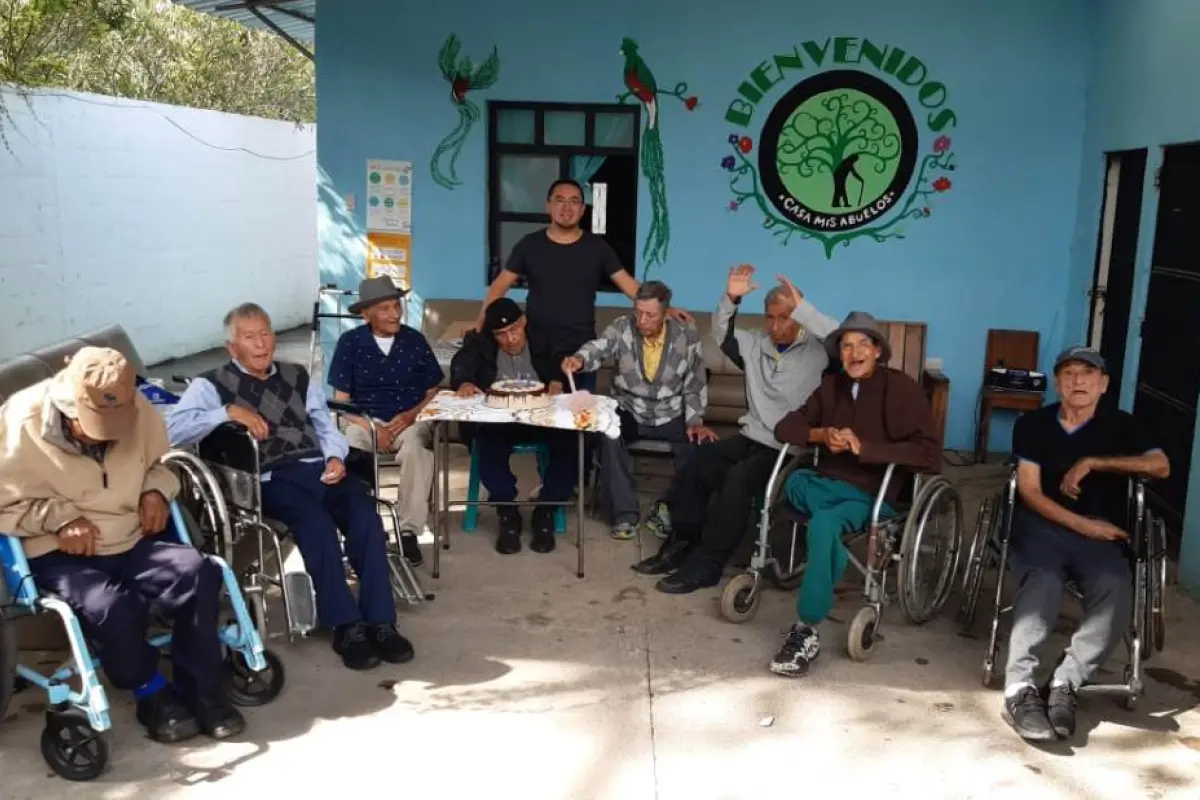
[728, 200, 739, 211]
[933, 135, 952, 154]
[933, 177, 952, 192]
[721, 155, 736, 171]
[685, 96, 699, 110]
[738, 136, 754, 154]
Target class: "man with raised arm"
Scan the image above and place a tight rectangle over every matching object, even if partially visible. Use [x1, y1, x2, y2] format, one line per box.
[642, 265, 839, 590]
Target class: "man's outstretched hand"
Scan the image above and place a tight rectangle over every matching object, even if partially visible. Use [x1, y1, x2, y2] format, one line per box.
[726, 264, 758, 300]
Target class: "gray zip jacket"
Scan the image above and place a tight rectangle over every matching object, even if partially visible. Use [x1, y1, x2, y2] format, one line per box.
[713, 292, 839, 448]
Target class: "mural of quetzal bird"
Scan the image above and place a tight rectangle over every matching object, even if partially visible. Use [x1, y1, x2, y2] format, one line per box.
[619, 38, 698, 277]
[431, 34, 500, 190]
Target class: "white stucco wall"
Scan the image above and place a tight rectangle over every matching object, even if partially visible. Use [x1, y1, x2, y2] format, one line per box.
[0, 87, 316, 365]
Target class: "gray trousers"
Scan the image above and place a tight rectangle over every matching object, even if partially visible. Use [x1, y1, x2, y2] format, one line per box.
[1005, 510, 1133, 691]
[599, 412, 695, 525]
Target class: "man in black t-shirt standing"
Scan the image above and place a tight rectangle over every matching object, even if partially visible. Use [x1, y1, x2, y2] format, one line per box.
[475, 178, 691, 391]
[1003, 346, 1169, 743]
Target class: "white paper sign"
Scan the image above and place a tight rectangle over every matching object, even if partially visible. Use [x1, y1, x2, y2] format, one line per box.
[591, 182, 608, 235]
[366, 160, 412, 233]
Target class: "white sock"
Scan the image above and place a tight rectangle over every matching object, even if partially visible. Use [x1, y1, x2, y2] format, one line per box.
[1004, 681, 1035, 699]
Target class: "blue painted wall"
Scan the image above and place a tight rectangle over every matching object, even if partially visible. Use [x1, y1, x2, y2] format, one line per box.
[1065, 0, 1200, 593]
[315, 0, 1091, 453]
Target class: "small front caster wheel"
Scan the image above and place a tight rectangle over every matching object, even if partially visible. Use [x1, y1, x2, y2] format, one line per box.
[846, 606, 881, 662]
[226, 648, 285, 707]
[719, 573, 761, 624]
[41, 713, 108, 782]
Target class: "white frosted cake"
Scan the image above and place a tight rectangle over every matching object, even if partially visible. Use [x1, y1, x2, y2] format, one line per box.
[485, 378, 553, 410]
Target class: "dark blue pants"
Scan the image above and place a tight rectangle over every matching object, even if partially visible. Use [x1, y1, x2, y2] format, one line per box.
[476, 424, 577, 503]
[260, 461, 394, 630]
[29, 535, 223, 699]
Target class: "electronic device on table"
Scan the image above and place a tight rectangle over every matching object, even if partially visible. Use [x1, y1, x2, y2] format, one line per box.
[985, 366, 1046, 394]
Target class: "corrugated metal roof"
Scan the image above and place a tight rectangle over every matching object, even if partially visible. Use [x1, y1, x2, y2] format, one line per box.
[172, 0, 315, 44]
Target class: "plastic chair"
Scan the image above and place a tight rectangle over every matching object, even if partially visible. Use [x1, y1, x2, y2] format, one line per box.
[463, 442, 567, 533]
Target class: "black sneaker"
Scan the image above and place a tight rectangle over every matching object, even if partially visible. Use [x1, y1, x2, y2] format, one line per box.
[1045, 683, 1077, 739]
[530, 507, 557, 553]
[654, 563, 720, 594]
[399, 531, 424, 566]
[1001, 685, 1056, 741]
[496, 507, 523, 554]
[368, 623, 415, 664]
[333, 622, 381, 670]
[768, 624, 821, 677]
[136, 687, 200, 743]
[193, 694, 246, 740]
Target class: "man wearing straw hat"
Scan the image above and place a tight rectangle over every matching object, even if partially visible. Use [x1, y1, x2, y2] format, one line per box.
[769, 311, 941, 678]
[329, 276, 444, 567]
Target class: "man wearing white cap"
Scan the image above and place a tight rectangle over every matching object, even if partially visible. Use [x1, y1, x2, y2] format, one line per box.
[0, 347, 245, 744]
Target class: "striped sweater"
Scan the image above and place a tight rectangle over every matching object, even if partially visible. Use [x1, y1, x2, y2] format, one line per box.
[575, 316, 707, 427]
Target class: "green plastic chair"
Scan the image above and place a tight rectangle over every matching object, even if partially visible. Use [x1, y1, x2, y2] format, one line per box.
[462, 442, 567, 533]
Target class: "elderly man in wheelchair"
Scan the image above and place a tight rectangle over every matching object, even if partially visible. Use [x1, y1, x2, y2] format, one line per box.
[167, 302, 414, 672]
[767, 312, 945, 677]
[993, 346, 1168, 743]
[0, 348, 247, 753]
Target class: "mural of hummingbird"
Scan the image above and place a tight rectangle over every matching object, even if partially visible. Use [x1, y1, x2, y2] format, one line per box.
[620, 37, 670, 275]
[431, 34, 500, 190]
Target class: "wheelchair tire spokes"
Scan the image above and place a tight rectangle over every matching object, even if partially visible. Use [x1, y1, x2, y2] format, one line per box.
[898, 477, 964, 625]
[40, 709, 109, 782]
[225, 649, 285, 708]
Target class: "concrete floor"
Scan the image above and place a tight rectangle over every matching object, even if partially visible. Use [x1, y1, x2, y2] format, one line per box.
[3, 330, 1200, 799]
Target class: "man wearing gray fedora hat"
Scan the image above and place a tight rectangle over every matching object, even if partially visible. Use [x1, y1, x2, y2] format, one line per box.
[768, 310, 941, 678]
[329, 276, 444, 566]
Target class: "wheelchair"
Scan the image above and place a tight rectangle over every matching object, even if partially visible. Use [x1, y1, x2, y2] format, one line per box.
[174, 404, 433, 645]
[719, 446, 964, 661]
[0, 451, 283, 782]
[957, 470, 1168, 709]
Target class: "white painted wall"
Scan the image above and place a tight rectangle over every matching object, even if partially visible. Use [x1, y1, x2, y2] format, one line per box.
[0, 86, 316, 365]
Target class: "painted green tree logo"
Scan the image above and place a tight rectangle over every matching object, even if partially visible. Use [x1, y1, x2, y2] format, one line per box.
[722, 52, 958, 258]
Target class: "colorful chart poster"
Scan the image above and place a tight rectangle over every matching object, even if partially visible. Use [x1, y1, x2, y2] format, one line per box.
[366, 232, 411, 288]
[366, 160, 412, 234]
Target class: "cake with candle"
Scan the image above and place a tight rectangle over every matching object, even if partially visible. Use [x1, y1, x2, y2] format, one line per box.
[484, 378, 553, 411]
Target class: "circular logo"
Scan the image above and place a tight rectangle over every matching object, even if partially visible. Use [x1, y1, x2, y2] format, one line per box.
[369, 171, 381, 184]
[384, 197, 395, 208]
[757, 70, 917, 231]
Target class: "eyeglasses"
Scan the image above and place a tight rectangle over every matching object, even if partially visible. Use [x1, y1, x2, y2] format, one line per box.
[550, 197, 583, 207]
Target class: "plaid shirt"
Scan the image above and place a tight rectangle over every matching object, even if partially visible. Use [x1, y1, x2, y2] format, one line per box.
[576, 316, 707, 427]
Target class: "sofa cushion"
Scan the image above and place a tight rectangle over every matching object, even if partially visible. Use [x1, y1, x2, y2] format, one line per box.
[0, 325, 147, 404]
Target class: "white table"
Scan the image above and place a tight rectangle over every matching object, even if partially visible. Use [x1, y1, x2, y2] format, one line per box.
[417, 390, 620, 579]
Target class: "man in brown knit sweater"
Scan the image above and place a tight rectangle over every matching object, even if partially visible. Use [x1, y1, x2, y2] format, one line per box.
[769, 312, 941, 677]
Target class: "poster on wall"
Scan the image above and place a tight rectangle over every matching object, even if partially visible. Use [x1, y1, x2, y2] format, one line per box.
[366, 159, 412, 234]
[719, 37, 958, 258]
[366, 232, 411, 288]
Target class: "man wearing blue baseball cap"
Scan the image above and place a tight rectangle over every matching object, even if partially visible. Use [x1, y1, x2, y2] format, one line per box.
[1001, 345, 1168, 743]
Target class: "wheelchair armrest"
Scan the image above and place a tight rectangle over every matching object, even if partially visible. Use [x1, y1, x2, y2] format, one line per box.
[327, 399, 366, 417]
[0, 534, 37, 609]
[870, 463, 898, 527]
[197, 422, 260, 475]
[763, 446, 814, 511]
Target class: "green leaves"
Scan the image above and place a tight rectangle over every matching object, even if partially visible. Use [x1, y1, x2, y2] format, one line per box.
[469, 47, 499, 90]
[437, 33, 460, 81]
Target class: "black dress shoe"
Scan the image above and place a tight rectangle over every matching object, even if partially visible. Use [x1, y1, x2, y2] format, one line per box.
[368, 623, 415, 664]
[655, 568, 720, 595]
[632, 540, 693, 575]
[530, 507, 556, 553]
[333, 622, 381, 671]
[399, 531, 424, 566]
[193, 695, 247, 740]
[496, 507, 523, 555]
[136, 688, 200, 744]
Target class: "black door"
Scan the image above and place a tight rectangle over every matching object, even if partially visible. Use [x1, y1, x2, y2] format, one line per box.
[1089, 149, 1146, 410]
[1133, 143, 1200, 550]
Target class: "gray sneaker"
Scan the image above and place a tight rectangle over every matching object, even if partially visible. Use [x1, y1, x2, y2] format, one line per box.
[644, 502, 672, 540]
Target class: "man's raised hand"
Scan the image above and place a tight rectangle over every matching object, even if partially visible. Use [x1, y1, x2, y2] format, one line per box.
[726, 264, 758, 300]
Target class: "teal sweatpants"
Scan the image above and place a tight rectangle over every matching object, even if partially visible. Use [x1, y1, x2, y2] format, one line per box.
[785, 469, 894, 625]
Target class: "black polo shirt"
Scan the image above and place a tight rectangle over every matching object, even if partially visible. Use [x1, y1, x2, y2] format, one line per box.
[505, 229, 624, 353]
[1012, 403, 1158, 527]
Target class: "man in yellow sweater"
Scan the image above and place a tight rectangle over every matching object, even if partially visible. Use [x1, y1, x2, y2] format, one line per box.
[0, 348, 244, 744]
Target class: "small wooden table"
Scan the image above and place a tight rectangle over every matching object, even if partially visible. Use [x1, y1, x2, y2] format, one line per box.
[975, 388, 1043, 463]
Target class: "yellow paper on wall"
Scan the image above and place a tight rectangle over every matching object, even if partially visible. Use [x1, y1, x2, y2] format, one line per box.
[366, 232, 411, 288]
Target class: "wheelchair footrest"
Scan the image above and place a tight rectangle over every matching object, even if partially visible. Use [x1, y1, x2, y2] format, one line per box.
[283, 571, 318, 635]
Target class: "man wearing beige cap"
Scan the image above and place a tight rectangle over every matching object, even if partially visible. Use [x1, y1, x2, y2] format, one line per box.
[0, 347, 245, 744]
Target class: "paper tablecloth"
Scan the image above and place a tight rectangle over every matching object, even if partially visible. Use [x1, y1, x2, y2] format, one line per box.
[417, 390, 621, 439]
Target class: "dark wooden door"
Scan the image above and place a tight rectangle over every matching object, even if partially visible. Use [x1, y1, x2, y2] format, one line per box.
[1133, 143, 1200, 548]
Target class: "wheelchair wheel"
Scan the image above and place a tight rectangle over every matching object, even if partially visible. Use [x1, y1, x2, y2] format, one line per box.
[40, 711, 109, 782]
[957, 495, 997, 632]
[719, 573, 761, 624]
[1, 576, 15, 723]
[225, 648, 285, 707]
[1147, 517, 1168, 655]
[846, 605, 880, 662]
[897, 477, 963, 625]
